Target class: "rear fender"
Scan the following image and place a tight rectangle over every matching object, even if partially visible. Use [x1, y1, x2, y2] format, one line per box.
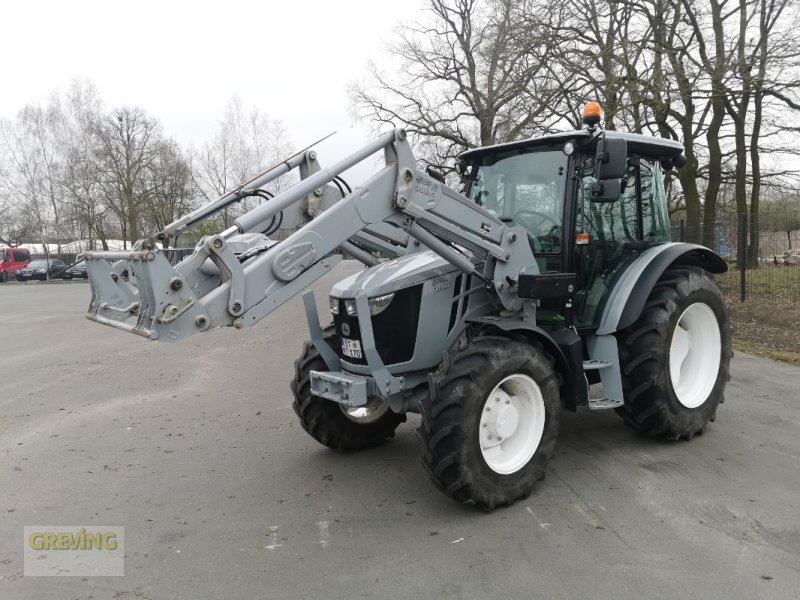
[597, 242, 727, 335]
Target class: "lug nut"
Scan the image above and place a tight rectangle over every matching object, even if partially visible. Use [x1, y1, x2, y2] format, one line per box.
[170, 277, 183, 291]
[195, 315, 208, 327]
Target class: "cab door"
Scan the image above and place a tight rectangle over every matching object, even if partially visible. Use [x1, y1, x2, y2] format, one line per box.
[573, 153, 671, 329]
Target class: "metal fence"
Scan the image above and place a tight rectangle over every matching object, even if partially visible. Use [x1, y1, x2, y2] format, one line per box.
[671, 211, 800, 306]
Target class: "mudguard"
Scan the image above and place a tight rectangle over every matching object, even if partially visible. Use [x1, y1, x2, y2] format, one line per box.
[596, 242, 727, 335]
[468, 316, 587, 411]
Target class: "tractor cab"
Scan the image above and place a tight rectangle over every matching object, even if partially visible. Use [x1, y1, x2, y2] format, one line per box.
[460, 109, 685, 330]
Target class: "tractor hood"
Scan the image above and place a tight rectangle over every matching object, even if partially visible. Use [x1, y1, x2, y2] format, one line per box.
[330, 250, 456, 299]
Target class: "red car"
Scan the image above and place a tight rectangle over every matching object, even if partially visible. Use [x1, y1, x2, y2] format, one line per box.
[0, 247, 32, 282]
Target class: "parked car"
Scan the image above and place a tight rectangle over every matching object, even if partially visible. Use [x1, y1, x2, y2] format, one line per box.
[64, 255, 88, 280]
[0, 247, 32, 282]
[64, 264, 88, 279]
[16, 259, 68, 281]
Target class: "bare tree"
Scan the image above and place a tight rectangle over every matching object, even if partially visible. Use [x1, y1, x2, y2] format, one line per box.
[142, 139, 195, 247]
[54, 80, 111, 250]
[94, 107, 159, 247]
[0, 110, 55, 259]
[193, 97, 293, 229]
[352, 0, 569, 167]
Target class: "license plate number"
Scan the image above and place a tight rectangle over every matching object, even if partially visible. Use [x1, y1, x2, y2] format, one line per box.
[341, 338, 363, 359]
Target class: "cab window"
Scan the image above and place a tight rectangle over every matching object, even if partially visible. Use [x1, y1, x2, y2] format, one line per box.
[468, 148, 567, 256]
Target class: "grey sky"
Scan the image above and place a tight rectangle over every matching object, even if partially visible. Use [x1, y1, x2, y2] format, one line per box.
[0, 0, 425, 183]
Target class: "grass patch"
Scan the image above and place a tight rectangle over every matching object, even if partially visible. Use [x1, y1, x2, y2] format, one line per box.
[717, 264, 800, 304]
[733, 340, 800, 366]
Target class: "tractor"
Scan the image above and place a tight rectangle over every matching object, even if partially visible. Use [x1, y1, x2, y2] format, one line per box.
[83, 103, 731, 509]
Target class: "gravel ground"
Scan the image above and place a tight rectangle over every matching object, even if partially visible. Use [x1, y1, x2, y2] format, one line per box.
[1, 266, 799, 599]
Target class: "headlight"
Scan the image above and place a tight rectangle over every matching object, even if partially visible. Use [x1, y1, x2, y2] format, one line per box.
[344, 299, 358, 316]
[369, 293, 395, 316]
[35, 268, 46, 273]
[329, 297, 340, 315]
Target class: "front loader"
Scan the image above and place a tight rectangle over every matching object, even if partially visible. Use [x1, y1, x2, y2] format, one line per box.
[83, 104, 731, 509]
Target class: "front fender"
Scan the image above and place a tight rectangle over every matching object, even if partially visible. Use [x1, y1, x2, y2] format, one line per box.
[467, 316, 587, 411]
[597, 242, 727, 335]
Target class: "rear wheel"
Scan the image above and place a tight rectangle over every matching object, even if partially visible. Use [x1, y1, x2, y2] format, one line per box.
[0, 272, 7, 283]
[419, 333, 561, 509]
[616, 267, 732, 440]
[290, 327, 406, 451]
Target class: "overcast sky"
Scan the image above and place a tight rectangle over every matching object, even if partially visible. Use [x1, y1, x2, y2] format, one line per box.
[0, 0, 425, 183]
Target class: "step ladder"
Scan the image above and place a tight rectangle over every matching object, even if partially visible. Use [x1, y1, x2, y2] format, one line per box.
[582, 357, 624, 410]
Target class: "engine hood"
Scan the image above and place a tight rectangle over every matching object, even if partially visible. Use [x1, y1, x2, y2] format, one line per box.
[330, 250, 457, 298]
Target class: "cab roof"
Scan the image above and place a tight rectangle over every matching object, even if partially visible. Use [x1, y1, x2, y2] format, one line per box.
[459, 130, 685, 162]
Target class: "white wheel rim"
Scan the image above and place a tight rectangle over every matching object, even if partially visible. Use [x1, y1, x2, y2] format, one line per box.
[340, 396, 390, 424]
[669, 302, 722, 409]
[479, 374, 546, 475]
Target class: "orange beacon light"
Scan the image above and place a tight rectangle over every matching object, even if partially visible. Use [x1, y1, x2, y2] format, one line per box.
[582, 101, 602, 127]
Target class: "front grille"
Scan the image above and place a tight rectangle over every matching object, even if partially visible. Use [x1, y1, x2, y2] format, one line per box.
[332, 284, 423, 366]
[333, 308, 366, 365]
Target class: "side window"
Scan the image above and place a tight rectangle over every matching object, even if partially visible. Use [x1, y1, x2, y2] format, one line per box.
[580, 156, 670, 243]
[580, 157, 637, 243]
[639, 160, 670, 241]
[13, 250, 30, 262]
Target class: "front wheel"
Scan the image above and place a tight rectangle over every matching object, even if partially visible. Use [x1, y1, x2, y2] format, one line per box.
[419, 334, 561, 509]
[290, 327, 406, 451]
[616, 267, 732, 440]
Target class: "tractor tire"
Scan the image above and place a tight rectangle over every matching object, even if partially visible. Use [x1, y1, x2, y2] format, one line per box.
[419, 333, 561, 509]
[616, 267, 732, 440]
[290, 327, 406, 451]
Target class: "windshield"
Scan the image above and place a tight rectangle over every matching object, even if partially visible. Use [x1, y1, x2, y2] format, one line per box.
[467, 147, 567, 255]
[28, 260, 49, 268]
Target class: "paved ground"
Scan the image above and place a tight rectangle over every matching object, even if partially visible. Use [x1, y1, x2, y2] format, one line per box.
[1, 265, 799, 599]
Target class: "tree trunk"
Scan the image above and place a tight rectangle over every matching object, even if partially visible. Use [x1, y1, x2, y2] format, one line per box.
[702, 0, 728, 249]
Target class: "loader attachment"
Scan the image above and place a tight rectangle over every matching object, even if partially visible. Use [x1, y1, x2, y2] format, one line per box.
[84, 249, 199, 341]
[82, 127, 535, 343]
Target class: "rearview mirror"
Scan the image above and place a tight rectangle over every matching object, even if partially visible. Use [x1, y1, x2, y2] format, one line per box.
[590, 179, 622, 203]
[596, 137, 627, 180]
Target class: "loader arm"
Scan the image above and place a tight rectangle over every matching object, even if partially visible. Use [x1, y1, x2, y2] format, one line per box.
[84, 129, 535, 342]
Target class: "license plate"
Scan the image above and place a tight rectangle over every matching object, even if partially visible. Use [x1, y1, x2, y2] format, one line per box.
[341, 338, 363, 359]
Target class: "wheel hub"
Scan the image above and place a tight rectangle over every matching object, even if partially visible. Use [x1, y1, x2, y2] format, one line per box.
[479, 374, 546, 475]
[669, 302, 722, 409]
[340, 396, 390, 424]
[482, 390, 520, 439]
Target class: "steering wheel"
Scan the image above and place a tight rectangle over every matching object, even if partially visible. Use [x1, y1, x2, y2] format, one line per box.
[512, 210, 560, 236]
